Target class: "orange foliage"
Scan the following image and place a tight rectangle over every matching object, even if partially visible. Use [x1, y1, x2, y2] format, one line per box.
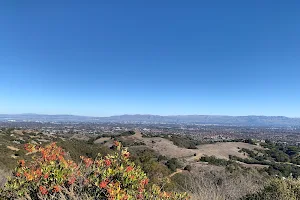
[1, 141, 189, 200]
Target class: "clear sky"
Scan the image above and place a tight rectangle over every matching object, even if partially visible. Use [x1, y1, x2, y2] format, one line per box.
[0, 1, 299, 117]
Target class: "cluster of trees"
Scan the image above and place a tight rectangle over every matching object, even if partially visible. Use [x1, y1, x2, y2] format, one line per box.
[235, 148, 267, 163]
[229, 155, 269, 165]
[128, 147, 184, 188]
[129, 147, 171, 186]
[266, 163, 300, 178]
[167, 135, 200, 149]
[230, 154, 300, 178]
[243, 139, 257, 145]
[166, 158, 181, 172]
[119, 131, 136, 136]
[259, 141, 300, 164]
[199, 156, 236, 167]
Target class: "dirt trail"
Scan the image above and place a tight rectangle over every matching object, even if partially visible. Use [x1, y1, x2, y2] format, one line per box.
[7, 146, 19, 151]
[169, 169, 183, 177]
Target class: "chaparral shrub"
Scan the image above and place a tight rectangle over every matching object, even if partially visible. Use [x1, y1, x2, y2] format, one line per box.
[0, 141, 188, 200]
[241, 177, 300, 200]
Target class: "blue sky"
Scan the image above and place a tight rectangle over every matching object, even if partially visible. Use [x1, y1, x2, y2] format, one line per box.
[0, 1, 299, 117]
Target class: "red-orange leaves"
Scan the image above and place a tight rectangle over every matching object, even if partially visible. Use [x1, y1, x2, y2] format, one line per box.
[24, 172, 33, 181]
[39, 186, 48, 195]
[81, 156, 93, 167]
[18, 160, 25, 167]
[137, 193, 144, 199]
[113, 140, 120, 147]
[104, 159, 111, 167]
[99, 179, 109, 189]
[24, 143, 36, 152]
[35, 168, 42, 178]
[126, 166, 134, 172]
[43, 173, 49, 179]
[68, 177, 76, 185]
[140, 178, 149, 187]
[52, 185, 61, 193]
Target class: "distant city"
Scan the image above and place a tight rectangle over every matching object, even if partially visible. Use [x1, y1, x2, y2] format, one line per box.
[1, 113, 300, 127]
[1, 113, 300, 145]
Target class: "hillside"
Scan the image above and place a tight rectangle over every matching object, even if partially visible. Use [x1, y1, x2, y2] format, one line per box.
[2, 128, 300, 199]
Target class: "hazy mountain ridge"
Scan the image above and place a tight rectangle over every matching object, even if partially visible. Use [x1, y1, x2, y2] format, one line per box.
[0, 114, 300, 127]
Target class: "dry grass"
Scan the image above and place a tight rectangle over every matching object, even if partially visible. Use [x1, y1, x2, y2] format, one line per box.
[125, 131, 266, 170]
[138, 136, 261, 161]
[70, 134, 90, 141]
[175, 169, 266, 200]
[93, 137, 111, 144]
[141, 137, 194, 158]
[194, 142, 263, 160]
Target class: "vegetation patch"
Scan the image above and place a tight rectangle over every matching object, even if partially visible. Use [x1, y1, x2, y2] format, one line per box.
[0, 142, 188, 199]
[167, 135, 200, 149]
[199, 155, 236, 167]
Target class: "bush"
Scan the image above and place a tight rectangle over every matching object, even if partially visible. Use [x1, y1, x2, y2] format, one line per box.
[200, 156, 235, 167]
[57, 139, 112, 163]
[169, 136, 199, 149]
[244, 139, 256, 145]
[158, 155, 167, 162]
[129, 148, 171, 187]
[0, 142, 188, 200]
[241, 177, 300, 200]
[166, 158, 181, 172]
[120, 131, 135, 136]
[240, 148, 257, 158]
[184, 165, 192, 172]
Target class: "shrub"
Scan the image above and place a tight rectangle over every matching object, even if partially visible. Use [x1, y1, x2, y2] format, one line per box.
[158, 155, 167, 162]
[244, 139, 256, 145]
[120, 131, 135, 136]
[200, 156, 235, 167]
[129, 148, 171, 186]
[169, 136, 199, 149]
[0, 142, 188, 200]
[241, 177, 300, 200]
[173, 169, 265, 200]
[166, 158, 181, 172]
[184, 165, 192, 172]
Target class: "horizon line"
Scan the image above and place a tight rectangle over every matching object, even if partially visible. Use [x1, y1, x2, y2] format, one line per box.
[0, 113, 298, 119]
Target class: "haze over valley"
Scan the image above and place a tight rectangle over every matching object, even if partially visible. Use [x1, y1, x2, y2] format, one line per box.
[1, 113, 300, 127]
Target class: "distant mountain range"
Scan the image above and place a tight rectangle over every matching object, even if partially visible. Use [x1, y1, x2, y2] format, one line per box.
[1, 114, 300, 127]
